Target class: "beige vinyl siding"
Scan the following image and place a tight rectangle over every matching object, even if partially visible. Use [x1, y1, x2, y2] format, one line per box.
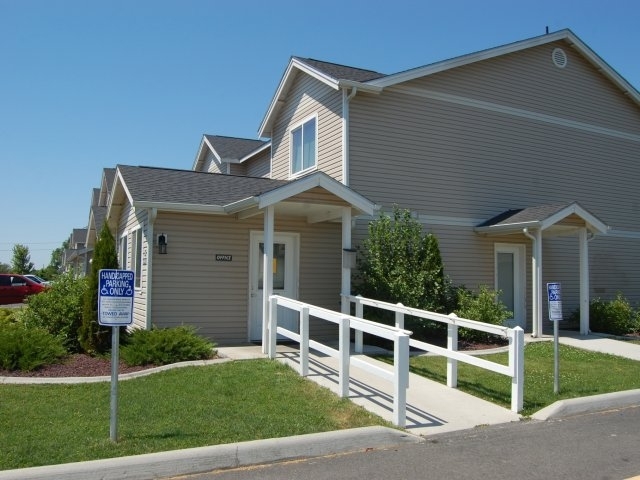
[117, 203, 149, 330]
[270, 73, 344, 181]
[228, 163, 246, 176]
[350, 91, 639, 227]
[401, 42, 640, 136]
[150, 212, 342, 344]
[203, 150, 226, 174]
[245, 148, 271, 178]
[347, 49, 640, 330]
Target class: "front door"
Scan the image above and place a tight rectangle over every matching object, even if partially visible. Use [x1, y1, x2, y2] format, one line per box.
[495, 243, 526, 329]
[249, 232, 299, 341]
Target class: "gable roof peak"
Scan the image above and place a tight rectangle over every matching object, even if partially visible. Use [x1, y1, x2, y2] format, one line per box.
[292, 56, 387, 82]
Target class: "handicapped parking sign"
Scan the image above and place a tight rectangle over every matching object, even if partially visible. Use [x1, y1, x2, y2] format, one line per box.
[547, 282, 563, 322]
[98, 269, 135, 326]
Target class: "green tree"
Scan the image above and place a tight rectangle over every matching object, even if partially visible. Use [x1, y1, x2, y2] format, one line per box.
[0, 262, 10, 273]
[356, 206, 448, 312]
[11, 244, 34, 274]
[79, 223, 119, 353]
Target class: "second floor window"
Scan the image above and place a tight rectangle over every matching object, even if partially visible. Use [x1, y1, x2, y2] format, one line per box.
[291, 116, 317, 175]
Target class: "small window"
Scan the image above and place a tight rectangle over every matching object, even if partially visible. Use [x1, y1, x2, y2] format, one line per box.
[291, 116, 317, 175]
[133, 229, 142, 288]
[119, 235, 128, 269]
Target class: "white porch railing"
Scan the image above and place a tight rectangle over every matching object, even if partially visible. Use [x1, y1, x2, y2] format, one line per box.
[267, 295, 411, 427]
[345, 294, 524, 413]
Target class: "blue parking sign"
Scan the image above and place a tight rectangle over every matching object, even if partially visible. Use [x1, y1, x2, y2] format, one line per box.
[547, 282, 563, 321]
[98, 269, 135, 326]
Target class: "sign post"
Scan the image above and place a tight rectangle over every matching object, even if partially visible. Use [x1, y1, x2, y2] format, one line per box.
[98, 269, 135, 442]
[547, 282, 563, 394]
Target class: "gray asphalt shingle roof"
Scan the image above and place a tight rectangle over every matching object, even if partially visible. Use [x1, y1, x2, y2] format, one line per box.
[294, 57, 386, 82]
[478, 203, 575, 227]
[117, 165, 289, 206]
[204, 135, 269, 161]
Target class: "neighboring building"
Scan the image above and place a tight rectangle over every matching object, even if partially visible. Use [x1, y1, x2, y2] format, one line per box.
[87, 29, 639, 344]
[62, 228, 89, 276]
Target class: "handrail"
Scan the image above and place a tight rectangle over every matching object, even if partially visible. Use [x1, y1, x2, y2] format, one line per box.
[268, 295, 410, 427]
[343, 294, 524, 413]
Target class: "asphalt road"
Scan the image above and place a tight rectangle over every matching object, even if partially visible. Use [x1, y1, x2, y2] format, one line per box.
[181, 406, 640, 480]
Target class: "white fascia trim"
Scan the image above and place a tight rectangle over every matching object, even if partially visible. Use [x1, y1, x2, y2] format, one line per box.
[224, 196, 259, 214]
[258, 58, 376, 137]
[257, 172, 378, 216]
[392, 85, 640, 143]
[105, 169, 133, 223]
[337, 79, 382, 94]
[238, 142, 271, 164]
[370, 30, 573, 88]
[259, 60, 329, 138]
[475, 221, 542, 235]
[203, 136, 222, 163]
[191, 136, 208, 170]
[541, 203, 608, 234]
[369, 29, 640, 107]
[133, 201, 227, 215]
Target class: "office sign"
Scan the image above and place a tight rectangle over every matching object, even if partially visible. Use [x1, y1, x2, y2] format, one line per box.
[98, 269, 135, 326]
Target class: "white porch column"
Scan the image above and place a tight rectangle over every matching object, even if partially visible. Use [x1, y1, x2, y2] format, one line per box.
[341, 206, 352, 315]
[527, 228, 543, 337]
[579, 227, 590, 335]
[535, 229, 543, 337]
[261, 205, 274, 354]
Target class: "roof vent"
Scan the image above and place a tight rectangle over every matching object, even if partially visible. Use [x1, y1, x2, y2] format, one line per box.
[552, 48, 568, 68]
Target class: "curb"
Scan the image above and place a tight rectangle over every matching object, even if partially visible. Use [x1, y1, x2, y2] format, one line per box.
[0, 358, 233, 385]
[0, 426, 422, 480]
[531, 389, 640, 420]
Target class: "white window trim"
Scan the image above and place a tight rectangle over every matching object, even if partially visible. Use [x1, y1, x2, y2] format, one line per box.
[289, 113, 318, 178]
[494, 243, 526, 329]
[119, 232, 129, 270]
[132, 227, 143, 289]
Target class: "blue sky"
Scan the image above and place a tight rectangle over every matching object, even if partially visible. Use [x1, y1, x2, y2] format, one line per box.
[1, 0, 639, 268]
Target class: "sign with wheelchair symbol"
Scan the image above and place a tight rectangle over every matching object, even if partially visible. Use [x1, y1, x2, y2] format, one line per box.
[98, 269, 135, 326]
[547, 282, 563, 321]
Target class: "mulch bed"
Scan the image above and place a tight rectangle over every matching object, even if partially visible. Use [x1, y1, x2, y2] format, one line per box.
[0, 354, 156, 378]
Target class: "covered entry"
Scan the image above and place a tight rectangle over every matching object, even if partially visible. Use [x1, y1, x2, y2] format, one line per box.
[476, 202, 608, 336]
[225, 171, 378, 349]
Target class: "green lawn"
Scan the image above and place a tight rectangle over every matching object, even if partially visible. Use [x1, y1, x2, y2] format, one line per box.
[0, 359, 388, 471]
[396, 342, 640, 416]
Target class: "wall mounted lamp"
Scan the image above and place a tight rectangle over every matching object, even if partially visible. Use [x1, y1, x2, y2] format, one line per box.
[158, 233, 168, 254]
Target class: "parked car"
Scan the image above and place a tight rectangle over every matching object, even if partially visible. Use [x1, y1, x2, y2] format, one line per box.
[0, 274, 48, 305]
[23, 274, 51, 286]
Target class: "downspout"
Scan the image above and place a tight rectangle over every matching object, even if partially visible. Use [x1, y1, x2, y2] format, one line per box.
[342, 87, 357, 186]
[523, 228, 542, 337]
[146, 208, 157, 330]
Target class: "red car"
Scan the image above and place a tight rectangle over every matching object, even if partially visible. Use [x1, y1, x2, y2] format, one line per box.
[0, 274, 48, 305]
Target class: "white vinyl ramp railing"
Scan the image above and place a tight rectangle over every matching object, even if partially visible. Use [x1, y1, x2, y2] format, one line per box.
[345, 295, 524, 413]
[267, 295, 411, 427]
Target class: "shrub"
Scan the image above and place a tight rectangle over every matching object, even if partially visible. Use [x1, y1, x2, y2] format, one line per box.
[580, 294, 637, 336]
[0, 308, 19, 326]
[356, 206, 448, 312]
[0, 322, 67, 371]
[120, 326, 217, 366]
[17, 272, 88, 352]
[80, 223, 119, 354]
[454, 285, 512, 343]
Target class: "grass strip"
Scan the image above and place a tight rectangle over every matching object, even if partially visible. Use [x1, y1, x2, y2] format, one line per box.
[0, 359, 388, 470]
[382, 342, 640, 416]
